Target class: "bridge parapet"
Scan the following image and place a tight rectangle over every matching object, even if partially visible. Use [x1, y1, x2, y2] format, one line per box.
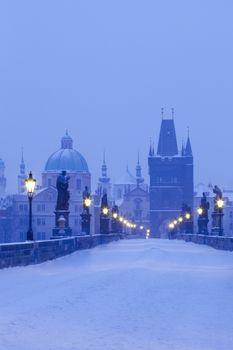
[175, 233, 233, 251]
[0, 234, 122, 269]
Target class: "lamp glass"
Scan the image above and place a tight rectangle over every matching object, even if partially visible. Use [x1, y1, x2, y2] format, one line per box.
[84, 198, 92, 208]
[102, 207, 109, 215]
[217, 199, 224, 209]
[25, 172, 36, 194]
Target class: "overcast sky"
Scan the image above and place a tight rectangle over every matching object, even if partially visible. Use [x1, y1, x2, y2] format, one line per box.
[0, 0, 233, 193]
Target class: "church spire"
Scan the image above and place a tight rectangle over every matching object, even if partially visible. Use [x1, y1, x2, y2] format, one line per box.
[101, 151, 107, 178]
[136, 153, 144, 186]
[20, 148, 25, 175]
[18, 150, 26, 194]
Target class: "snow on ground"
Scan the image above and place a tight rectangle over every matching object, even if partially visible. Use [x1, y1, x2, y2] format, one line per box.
[0, 239, 233, 350]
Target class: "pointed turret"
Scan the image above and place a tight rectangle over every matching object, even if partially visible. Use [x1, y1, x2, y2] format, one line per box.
[181, 140, 185, 156]
[185, 136, 193, 157]
[157, 119, 178, 156]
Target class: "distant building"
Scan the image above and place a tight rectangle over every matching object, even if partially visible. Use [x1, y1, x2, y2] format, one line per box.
[148, 116, 194, 237]
[4, 132, 92, 242]
[111, 157, 150, 229]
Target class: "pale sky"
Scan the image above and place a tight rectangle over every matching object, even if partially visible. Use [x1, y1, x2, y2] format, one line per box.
[0, 0, 233, 193]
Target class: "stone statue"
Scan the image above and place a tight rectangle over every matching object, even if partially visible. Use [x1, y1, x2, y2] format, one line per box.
[213, 185, 223, 211]
[201, 192, 210, 218]
[56, 170, 70, 211]
[101, 193, 108, 209]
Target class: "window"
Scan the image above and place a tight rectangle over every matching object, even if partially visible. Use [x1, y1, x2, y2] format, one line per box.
[37, 218, 41, 226]
[41, 218, 46, 226]
[41, 204, 45, 212]
[75, 219, 79, 226]
[75, 205, 79, 213]
[37, 204, 41, 212]
[76, 179, 82, 191]
[230, 211, 233, 218]
[24, 205, 28, 212]
[48, 179, 52, 187]
[19, 204, 24, 212]
[117, 189, 122, 199]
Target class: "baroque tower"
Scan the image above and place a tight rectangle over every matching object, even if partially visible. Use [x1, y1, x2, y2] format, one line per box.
[98, 152, 111, 199]
[148, 114, 194, 237]
[18, 151, 27, 194]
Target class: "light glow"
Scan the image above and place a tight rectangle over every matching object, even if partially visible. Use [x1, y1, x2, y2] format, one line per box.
[197, 207, 203, 215]
[217, 199, 224, 209]
[25, 172, 36, 196]
[84, 198, 92, 208]
[102, 207, 109, 216]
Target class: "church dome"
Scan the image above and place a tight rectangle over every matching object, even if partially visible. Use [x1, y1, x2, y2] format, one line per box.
[45, 132, 89, 173]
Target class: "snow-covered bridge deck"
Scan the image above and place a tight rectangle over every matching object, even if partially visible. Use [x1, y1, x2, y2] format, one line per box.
[0, 239, 233, 350]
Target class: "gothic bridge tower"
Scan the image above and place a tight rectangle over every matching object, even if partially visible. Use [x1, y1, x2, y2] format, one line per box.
[148, 112, 194, 237]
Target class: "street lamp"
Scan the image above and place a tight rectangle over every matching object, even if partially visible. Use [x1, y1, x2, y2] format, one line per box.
[102, 207, 109, 216]
[100, 193, 110, 234]
[81, 187, 92, 235]
[25, 172, 36, 241]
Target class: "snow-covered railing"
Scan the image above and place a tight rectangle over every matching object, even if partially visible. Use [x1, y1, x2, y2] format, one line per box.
[175, 233, 233, 251]
[0, 233, 122, 269]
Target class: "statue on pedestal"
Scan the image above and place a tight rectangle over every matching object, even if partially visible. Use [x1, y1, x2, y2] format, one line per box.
[56, 170, 70, 211]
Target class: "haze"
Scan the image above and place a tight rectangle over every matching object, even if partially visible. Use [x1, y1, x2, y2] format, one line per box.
[0, 0, 233, 193]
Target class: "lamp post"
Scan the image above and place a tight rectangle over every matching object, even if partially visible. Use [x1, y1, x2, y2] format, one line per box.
[211, 186, 224, 236]
[100, 193, 110, 234]
[25, 172, 36, 241]
[81, 186, 92, 235]
[111, 205, 120, 233]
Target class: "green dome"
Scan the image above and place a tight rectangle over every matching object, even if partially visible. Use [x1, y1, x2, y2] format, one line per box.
[45, 133, 89, 173]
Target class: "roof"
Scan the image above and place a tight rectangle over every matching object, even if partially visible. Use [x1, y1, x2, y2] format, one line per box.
[157, 119, 178, 156]
[115, 167, 137, 185]
[44, 133, 89, 173]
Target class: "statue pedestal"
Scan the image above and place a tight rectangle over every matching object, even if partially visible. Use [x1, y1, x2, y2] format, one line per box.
[52, 210, 72, 238]
[211, 211, 224, 236]
[80, 212, 92, 235]
[100, 215, 110, 234]
[198, 217, 209, 235]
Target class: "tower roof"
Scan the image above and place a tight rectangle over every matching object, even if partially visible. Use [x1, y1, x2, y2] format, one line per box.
[157, 119, 178, 156]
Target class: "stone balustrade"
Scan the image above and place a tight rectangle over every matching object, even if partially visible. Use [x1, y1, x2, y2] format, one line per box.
[0, 233, 122, 269]
[175, 233, 233, 251]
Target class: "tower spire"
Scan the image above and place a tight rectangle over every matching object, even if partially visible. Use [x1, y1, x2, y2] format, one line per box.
[136, 152, 144, 186]
[185, 129, 193, 157]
